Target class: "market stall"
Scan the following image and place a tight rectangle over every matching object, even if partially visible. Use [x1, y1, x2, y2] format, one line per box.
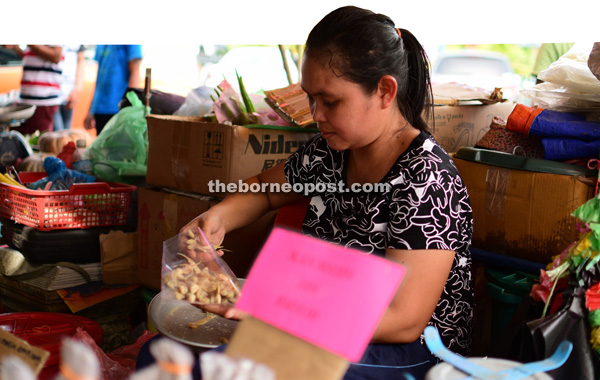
[0, 32, 599, 380]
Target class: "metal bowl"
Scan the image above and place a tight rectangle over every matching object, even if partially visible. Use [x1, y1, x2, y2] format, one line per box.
[0, 104, 37, 123]
[148, 279, 244, 352]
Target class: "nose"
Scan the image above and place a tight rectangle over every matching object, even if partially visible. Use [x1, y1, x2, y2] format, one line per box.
[311, 103, 326, 123]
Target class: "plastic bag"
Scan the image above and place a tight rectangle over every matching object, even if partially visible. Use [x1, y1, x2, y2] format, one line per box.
[55, 336, 101, 380]
[88, 91, 149, 184]
[173, 86, 215, 116]
[200, 351, 275, 380]
[161, 228, 241, 306]
[0, 355, 37, 380]
[67, 327, 154, 380]
[128, 338, 194, 380]
[522, 43, 600, 112]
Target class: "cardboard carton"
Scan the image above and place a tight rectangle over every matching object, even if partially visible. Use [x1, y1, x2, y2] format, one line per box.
[146, 115, 316, 196]
[226, 317, 349, 380]
[137, 186, 276, 290]
[454, 157, 594, 263]
[428, 102, 516, 153]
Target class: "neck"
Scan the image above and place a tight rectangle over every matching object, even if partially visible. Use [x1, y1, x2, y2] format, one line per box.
[347, 123, 420, 185]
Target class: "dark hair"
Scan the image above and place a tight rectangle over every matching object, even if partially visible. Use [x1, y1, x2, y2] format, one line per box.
[304, 6, 433, 132]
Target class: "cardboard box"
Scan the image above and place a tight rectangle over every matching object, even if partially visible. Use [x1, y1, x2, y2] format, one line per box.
[428, 101, 516, 153]
[137, 186, 276, 290]
[226, 317, 349, 380]
[454, 157, 594, 263]
[146, 115, 317, 196]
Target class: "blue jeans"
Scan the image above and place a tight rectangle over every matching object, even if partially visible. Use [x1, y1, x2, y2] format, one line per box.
[53, 104, 73, 130]
[136, 336, 438, 380]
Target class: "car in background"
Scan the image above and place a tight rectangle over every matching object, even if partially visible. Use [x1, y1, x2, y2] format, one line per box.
[431, 49, 523, 101]
[198, 46, 299, 94]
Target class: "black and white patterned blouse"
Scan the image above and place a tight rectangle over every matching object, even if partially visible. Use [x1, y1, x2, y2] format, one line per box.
[284, 131, 474, 356]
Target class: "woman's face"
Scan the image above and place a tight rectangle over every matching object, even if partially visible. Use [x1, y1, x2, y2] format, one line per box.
[301, 55, 383, 151]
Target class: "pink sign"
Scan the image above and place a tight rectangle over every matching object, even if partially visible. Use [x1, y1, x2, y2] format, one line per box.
[234, 227, 406, 362]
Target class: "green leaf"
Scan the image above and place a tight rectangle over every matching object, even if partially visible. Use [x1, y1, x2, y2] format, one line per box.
[236, 69, 256, 114]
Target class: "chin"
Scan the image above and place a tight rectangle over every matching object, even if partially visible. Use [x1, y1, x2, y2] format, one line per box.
[324, 140, 349, 152]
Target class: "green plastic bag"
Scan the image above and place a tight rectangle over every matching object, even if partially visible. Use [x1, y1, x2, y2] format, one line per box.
[88, 91, 150, 183]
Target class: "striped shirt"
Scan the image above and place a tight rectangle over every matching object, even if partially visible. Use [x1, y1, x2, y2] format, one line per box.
[19, 45, 64, 106]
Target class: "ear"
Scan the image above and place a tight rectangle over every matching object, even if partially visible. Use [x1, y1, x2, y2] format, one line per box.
[377, 75, 398, 109]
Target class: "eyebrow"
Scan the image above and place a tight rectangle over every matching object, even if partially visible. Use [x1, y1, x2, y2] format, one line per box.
[301, 85, 334, 98]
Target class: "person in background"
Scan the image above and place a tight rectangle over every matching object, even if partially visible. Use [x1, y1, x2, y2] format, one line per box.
[84, 45, 142, 135]
[5, 45, 64, 135]
[53, 45, 85, 130]
[142, 6, 473, 380]
[532, 42, 574, 84]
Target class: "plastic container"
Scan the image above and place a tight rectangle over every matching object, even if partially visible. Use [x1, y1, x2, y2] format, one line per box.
[72, 139, 93, 176]
[0, 172, 136, 231]
[0, 312, 103, 380]
[485, 267, 539, 340]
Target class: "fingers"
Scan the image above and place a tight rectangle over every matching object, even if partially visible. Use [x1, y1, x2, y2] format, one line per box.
[195, 304, 245, 321]
[224, 308, 246, 320]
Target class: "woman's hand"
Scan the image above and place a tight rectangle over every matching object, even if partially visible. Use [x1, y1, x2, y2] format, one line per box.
[195, 303, 247, 321]
[179, 211, 227, 261]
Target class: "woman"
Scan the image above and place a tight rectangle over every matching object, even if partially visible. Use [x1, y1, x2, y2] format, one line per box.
[143, 6, 474, 379]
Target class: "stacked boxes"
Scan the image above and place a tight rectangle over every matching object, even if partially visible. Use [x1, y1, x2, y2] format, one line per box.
[138, 115, 317, 290]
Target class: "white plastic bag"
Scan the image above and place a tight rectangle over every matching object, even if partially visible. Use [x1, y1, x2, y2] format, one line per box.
[522, 43, 600, 112]
[0, 355, 37, 380]
[54, 337, 100, 380]
[200, 351, 275, 380]
[129, 338, 194, 380]
[173, 87, 214, 117]
[538, 42, 600, 94]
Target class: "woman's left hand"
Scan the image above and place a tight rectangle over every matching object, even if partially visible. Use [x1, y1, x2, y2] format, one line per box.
[195, 303, 247, 321]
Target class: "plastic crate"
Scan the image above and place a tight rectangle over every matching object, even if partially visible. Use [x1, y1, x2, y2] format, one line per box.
[0, 172, 136, 231]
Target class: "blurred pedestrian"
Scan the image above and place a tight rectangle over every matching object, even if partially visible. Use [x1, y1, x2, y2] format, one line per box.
[6, 44, 64, 135]
[54, 44, 85, 130]
[84, 45, 142, 135]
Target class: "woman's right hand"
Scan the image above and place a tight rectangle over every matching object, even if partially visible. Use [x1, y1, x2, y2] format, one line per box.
[180, 211, 227, 261]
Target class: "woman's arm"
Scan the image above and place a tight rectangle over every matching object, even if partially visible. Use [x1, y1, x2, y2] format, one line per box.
[371, 248, 455, 343]
[181, 161, 304, 246]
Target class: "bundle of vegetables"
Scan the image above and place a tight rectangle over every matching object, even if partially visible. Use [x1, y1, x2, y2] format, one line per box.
[210, 72, 288, 126]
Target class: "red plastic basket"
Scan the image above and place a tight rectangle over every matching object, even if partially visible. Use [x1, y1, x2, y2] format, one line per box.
[0, 172, 136, 231]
